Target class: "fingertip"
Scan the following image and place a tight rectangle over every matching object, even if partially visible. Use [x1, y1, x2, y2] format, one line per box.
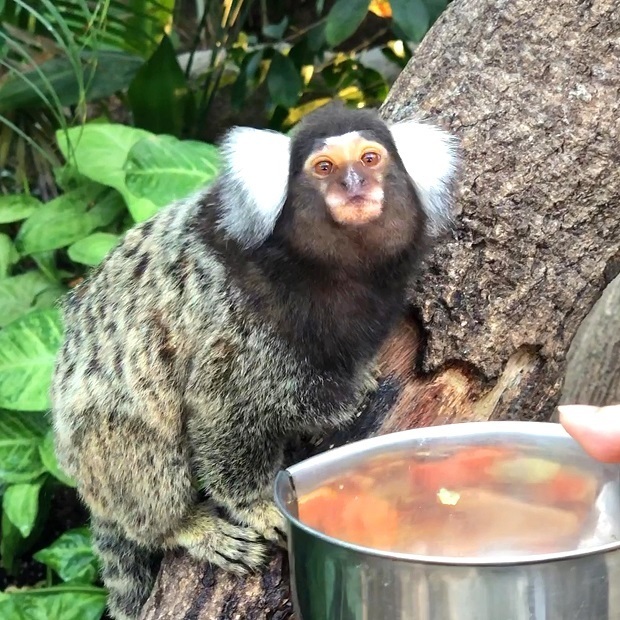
[557, 404, 601, 421]
[559, 404, 620, 463]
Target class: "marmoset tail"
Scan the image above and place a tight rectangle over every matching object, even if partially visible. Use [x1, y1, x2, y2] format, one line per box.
[50, 101, 459, 620]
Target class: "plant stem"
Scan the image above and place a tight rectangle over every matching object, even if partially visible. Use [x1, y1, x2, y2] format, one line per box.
[184, 0, 214, 79]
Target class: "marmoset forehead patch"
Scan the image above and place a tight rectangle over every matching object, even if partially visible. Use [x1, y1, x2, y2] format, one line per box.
[304, 132, 388, 169]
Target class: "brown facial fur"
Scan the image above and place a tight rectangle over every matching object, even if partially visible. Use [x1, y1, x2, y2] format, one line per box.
[280, 149, 426, 271]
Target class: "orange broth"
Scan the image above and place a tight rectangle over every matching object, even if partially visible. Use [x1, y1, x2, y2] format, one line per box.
[297, 445, 598, 557]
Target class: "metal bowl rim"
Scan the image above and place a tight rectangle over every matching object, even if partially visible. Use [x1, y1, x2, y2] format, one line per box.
[275, 420, 620, 567]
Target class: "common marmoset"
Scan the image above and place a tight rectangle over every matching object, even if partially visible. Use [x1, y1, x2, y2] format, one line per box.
[50, 102, 458, 620]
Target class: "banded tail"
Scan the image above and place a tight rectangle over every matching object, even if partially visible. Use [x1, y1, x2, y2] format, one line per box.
[91, 518, 162, 620]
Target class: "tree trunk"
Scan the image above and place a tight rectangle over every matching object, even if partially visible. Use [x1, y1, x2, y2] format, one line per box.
[139, 0, 620, 617]
[557, 273, 620, 412]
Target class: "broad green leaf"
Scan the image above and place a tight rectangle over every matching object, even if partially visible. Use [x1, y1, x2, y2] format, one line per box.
[0, 271, 55, 327]
[0, 51, 145, 112]
[53, 162, 94, 193]
[118, 0, 175, 58]
[0, 410, 47, 484]
[16, 187, 122, 258]
[39, 431, 75, 487]
[266, 52, 303, 109]
[84, 190, 126, 229]
[14, 184, 108, 255]
[0, 582, 107, 620]
[356, 66, 389, 105]
[0, 308, 64, 411]
[1, 509, 24, 574]
[325, 0, 370, 46]
[56, 123, 152, 191]
[120, 195, 156, 224]
[124, 134, 220, 212]
[390, 0, 430, 42]
[34, 527, 98, 584]
[0, 477, 52, 574]
[263, 17, 289, 40]
[423, 0, 449, 23]
[68, 232, 120, 267]
[33, 286, 68, 311]
[0, 195, 42, 223]
[3, 479, 44, 537]
[231, 50, 264, 112]
[307, 22, 326, 52]
[128, 33, 193, 136]
[31, 252, 63, 282]
[56, 123, 154, 220]
[0, 233, 18, 279]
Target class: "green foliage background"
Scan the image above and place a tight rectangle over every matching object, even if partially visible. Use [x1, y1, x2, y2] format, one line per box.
[0, 0, 449, 616]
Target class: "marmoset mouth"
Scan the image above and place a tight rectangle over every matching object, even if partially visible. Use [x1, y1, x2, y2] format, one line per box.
[329, 200, 383, 226]
[347, 195, 368, 205]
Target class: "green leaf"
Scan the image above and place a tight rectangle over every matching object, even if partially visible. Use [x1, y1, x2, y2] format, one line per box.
[14, 184, 109, 255]
[263, 17, 289, 40]
[68, 232, 120, 267]
[0, 476, 52, 575]
[33, 286, 67, 311]
[124, 134, 220, 212]
[1, 509, 24, 574]
[119, 0, 176, 58]
[0, 308, 65, 411]
[306, 22, 327, 52]
[0, 233, 19, 279]
[53, 162, 93, 193]
[84, 190, 126, 229]
[0, 50, 145, 113]
[0, 582, 107, 620]
[0, 410, 47, 484]
[267, 52, 303, 109]
[231, 50, 264, 112]
[56, 123, 155, 221]
[423, 0, 449, 23]
[0, 0, 172, 57]
[357, 66, 390, 103]
[390, 0, 430, 42]
[34, 527, 98, 584]
[31, 252, 62, 283]
[56, 123, 152, 186]
[128, 33, 193, 136]
[0, 195, 42, 223]
[0, 271, 55, 327]
[325, 0, 370, 46]
[3, 479, 44, 537]
[39, 431, 75, 487]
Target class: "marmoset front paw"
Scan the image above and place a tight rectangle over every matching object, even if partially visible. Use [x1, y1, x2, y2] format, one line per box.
[171, 504, 269, 574]
[231, 499, 287, 548]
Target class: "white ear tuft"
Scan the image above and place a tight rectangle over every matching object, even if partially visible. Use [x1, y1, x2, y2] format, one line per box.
[389, 119, 459, 236]
[216, 127, 291, 248]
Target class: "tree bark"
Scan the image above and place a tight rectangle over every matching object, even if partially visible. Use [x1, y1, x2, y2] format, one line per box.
[140, 0, 620, 617]
[556, 273, 620, 413]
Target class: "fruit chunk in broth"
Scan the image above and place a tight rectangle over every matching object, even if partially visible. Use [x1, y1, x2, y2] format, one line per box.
[297, 446, 598, 557]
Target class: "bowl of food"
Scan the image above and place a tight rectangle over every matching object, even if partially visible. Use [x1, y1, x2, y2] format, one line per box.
[274, 421, 620, 620]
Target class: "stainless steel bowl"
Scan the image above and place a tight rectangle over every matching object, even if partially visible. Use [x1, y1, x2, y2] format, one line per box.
[274, 421, 620, 620]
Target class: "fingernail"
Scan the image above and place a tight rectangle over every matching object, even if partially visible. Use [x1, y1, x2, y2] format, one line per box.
[557, 404, 601, 418]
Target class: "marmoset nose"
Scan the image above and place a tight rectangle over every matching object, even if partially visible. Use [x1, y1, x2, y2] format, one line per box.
[340, 168, 365, 192]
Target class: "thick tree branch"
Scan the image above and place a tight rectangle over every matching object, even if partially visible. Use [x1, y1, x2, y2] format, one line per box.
[140, 0, 620, 617]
